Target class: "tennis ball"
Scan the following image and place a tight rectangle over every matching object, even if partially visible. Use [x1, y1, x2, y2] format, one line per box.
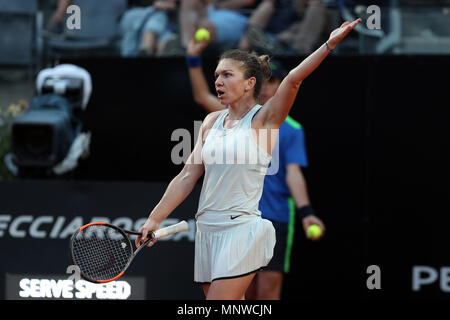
[195, 28, 210, 42]
[306, 224, 322, 239]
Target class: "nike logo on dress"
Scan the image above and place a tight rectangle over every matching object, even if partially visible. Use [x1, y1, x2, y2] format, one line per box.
[230, 214, 243, 220]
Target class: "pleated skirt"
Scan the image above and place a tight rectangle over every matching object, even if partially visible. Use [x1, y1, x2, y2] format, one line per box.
[194, 211, 276, 283]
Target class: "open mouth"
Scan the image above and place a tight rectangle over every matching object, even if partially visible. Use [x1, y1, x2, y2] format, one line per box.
[216, 89, 225, 98]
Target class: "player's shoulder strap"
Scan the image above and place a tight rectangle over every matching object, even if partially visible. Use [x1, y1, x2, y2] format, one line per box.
[203, 109, 227, 131]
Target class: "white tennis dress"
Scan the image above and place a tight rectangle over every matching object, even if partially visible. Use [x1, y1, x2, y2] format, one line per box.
[194, 105, 276, 283]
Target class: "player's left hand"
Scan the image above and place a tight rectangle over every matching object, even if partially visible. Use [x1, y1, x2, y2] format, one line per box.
[327, 18, 362, 50]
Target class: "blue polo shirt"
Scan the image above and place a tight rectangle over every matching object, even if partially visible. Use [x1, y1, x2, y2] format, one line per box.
[258, 115, 308, 223]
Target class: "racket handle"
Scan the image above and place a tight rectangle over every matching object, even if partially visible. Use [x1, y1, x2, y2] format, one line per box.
[153, 220, 188, 239]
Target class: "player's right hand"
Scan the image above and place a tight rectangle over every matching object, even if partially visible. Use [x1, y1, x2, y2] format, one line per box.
[136, 217, 160, 248]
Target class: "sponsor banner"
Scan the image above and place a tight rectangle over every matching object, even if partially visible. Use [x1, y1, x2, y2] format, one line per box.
[0, 180, 204, 300]
[0, 214, 195, 241]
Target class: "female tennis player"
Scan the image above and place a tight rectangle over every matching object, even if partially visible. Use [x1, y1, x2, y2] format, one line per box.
[136, 18, 361, 300]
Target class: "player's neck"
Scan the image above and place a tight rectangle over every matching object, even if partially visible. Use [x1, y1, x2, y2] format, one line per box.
[228, 99, 257, 121]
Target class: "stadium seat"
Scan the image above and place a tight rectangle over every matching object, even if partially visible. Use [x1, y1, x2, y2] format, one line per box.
[41, 0, 127, 62]
[0, 0, 38, 66]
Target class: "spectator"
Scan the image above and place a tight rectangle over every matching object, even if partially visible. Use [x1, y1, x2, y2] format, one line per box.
[119, 0, 178, 56]
[239, 0, 328, 55]
[44, 0, 72, 34]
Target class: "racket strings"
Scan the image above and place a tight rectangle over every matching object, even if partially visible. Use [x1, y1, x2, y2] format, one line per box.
[72, 225, 133, 281]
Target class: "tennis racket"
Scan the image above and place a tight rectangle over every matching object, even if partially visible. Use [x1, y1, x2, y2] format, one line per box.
[70, 220, 188, 283]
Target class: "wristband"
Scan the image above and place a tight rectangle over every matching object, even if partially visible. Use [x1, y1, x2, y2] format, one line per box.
[186, 55, 202, 68]
[325, 41, 333, 52]
[296, 204, 314, 219]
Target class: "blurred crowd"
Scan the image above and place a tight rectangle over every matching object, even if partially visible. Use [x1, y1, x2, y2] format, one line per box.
[0, 0, 449, 65]
[41, 0, 343, 57]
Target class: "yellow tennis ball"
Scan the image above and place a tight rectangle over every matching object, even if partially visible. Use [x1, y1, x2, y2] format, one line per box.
[306, 224, 322, 239]
[195, 28, 210, 42]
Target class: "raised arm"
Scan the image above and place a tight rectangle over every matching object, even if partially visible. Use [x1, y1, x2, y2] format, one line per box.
[186, 33, 224, 112]
[262, 18, 362, 128]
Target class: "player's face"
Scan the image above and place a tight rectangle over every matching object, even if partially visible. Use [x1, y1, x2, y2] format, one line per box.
[260, 78, 281, 105]
[214, 59, 249, 105]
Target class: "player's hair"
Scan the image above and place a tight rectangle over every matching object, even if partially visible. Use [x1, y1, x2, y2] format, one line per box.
[219, 49, 272, 100]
